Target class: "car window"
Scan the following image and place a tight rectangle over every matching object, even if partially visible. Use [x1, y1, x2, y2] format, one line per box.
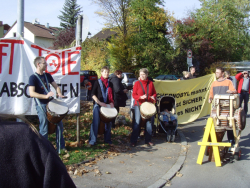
[164, 75, 172, 80]
[154, 75, 165, 80]
[126, 74, 136, 78]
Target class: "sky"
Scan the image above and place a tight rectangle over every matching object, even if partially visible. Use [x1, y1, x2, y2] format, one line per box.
[1, 0, 201, 37]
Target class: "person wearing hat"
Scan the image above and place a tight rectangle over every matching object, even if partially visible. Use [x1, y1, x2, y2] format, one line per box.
[235, 71, 250, 116]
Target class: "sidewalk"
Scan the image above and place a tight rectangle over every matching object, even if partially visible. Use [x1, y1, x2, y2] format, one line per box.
[72, 130, 187, 188]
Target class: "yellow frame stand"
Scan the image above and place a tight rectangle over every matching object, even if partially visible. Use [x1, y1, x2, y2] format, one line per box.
[197, 118, 231, 167]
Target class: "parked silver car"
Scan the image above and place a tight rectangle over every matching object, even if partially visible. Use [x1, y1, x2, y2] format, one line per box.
[121, 72, 137, 90]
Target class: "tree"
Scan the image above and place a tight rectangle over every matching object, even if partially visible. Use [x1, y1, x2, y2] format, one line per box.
[58, 0, 82, 28]
[172, 0, 250, 75]
[129, 0, 174, 77]
[93, 0, 133, 72]
[53, 27, 76, 49]
[81, 38, 109, 76]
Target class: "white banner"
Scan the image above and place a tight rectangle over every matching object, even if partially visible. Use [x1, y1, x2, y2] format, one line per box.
[0, 38, 81, 115]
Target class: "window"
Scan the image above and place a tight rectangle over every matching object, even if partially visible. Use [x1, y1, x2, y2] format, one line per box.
[13, 32, 16, 37]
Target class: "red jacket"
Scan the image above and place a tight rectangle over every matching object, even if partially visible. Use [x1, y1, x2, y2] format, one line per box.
[132, 79, 157, 106]
[235, 72, 250, 94]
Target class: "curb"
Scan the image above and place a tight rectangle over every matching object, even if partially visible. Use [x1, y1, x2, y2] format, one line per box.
[147, 130, 188, 188]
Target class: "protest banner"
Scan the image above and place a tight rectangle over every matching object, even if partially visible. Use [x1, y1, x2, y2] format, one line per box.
[154, 74, 216, 124]
[0, 38, 81, 115]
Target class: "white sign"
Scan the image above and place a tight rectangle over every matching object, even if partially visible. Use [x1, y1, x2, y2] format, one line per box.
[187, 49, 192, 58]
[187, 58, 193, 66]
[0, 38, 81, 115]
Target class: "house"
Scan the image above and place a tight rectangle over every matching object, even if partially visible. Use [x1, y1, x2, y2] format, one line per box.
[91, 29, 117, 41]
[0, 21, 10, 38]
[3, 21, 59, 48]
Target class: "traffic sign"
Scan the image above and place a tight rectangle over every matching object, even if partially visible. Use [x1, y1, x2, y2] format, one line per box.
[187, 49, 192, 58]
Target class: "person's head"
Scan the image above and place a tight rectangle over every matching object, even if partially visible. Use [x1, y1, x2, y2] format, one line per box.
[164, 109, 170, 113]
[101, 66, 110, 79]
[190, 66, 195, 75]
[243, 71, 249, 78]
[215, 67, 224, 79]
[182, 71, 190, 78]
[34, 57, 47, 71]
[114, 70, 122, 79]
[139, 68, 148, 80]
[84, 79, 89, 85]
[224, 71, 230, 78]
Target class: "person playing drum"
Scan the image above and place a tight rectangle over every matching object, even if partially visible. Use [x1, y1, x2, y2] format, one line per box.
[88, 66, 114, 146]
[29, 56, 67, 154]
[208, 67, 237, 145]
[130, 68, 157, 147]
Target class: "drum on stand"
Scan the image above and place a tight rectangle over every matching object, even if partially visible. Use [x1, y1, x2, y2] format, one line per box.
[98, 105, 118, 135]
[46, 99, 69, 134]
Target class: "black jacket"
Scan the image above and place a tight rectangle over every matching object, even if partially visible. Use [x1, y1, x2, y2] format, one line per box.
[109, 74, 128, 107]
[91, 79, 114, 104]
[0, 121, 76, 188]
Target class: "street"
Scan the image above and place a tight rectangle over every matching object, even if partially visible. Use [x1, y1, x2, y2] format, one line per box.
[170, 113, 250, 187]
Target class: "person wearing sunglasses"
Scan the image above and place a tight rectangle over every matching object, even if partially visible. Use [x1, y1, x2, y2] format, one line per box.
[235, 71, 250, 117]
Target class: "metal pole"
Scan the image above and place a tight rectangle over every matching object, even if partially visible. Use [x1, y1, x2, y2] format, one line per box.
[76, 15, 82, 143]
[17, 0, 24, 38]
[76, 15, 82, 46]
[16, 0, 25, 123]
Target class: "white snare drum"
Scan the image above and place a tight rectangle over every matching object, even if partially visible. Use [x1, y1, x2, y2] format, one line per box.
[140, 102, 156, 120]
[46, 99, 69, 134]
[99, 105, 118, 123]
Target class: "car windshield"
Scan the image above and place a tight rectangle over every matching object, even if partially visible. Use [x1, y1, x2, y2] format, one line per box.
[154, 75, 165, 79]
[126, 74, 136, 78]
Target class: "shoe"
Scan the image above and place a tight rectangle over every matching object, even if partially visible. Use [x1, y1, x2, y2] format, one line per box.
[130, 143, 136, 147]
[146, 142, 154, 146]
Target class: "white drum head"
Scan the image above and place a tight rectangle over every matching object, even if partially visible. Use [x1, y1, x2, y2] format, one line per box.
[140, 102, 156, 115]
[100, 105, 118, 118]
[48, 99, 68, 115]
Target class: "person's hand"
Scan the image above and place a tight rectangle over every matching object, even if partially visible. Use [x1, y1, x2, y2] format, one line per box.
[150, 96, 156, 101]
[58, 93, 66, 98]
[208, 98, 212, 103]
[123, 89, 128, 93]
[110, 103, 114, 108]
[99, 102, 107, 107]
[226, 90, 233, 94]
[140, 94, 147, 99]
[46, 91, 54, 99]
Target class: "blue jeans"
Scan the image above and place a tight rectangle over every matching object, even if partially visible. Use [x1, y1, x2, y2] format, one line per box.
[89, 104, 112, 145]
[240, 92, 249, 115]
[130, 105, 153, 144]
[36, 103, 65, 151]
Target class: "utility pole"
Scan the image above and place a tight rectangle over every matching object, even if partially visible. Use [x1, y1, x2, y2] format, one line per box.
[17, 0, 24, 38]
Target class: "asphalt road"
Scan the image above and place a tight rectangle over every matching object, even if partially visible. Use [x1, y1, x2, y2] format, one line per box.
[169, 109, 250, 188]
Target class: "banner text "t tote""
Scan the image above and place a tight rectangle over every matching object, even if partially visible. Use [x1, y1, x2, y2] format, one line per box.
[0, 39, 81, 75]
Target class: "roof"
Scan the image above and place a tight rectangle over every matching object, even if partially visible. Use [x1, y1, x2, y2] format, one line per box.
[91, 29, 117, 40]
[4, 21, 59, 39]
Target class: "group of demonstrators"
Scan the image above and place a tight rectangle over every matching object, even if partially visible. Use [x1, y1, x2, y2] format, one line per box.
[1, 55, 249, 187]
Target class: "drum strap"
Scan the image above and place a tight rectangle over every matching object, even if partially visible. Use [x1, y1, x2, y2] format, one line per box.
[34, 73, 50, 94]
[98, 79, 109, 131]
[136, 81, 149, 107]
[98, 79, 109, 103]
